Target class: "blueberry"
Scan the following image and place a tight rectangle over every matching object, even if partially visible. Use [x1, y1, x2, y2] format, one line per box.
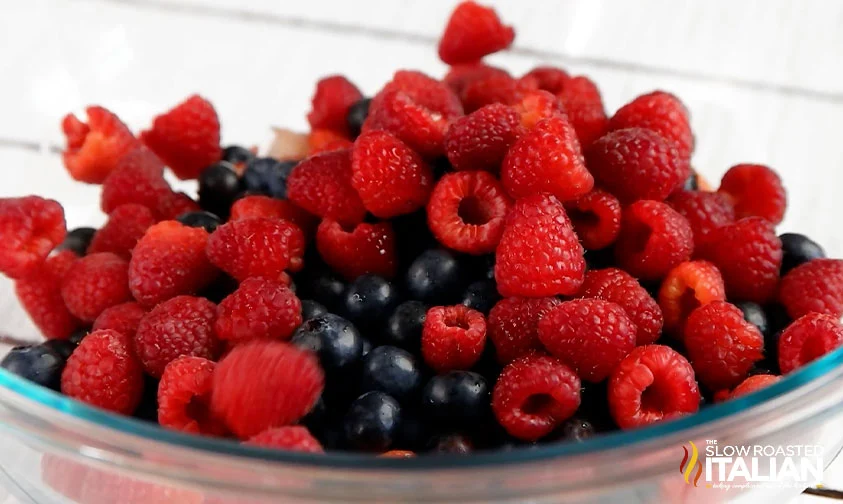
[301, 300, 328, 322]
[779, 233, 825, 275]
[68, 329, 88, 346]
[392, 211, 438, 268]
[176, 211, 222, 233]
[198, 162, 241, 218]
[395, 410, 428, 451]
[429, 433, 473, 455]
[242, 158, 297, 199]
[683, 171, 699, 191]
[383, 300, 427, 350]
[291, 314, 365, 375]
[41, 340, 75, 361]
[405, 249, 466, 304]
[344, 391, 402, 452]
[360, 346, 422, 403]
[734, 301, 769, 338]
[554, 417, 595, 443]
[461, 280, 500, 314]
[221, 145, 255, 165]
[422, 371, 489, 426]
[56, 227, 96, 256]
[1, 345, 64, 390]
[346, 98, 371, 139]
[341, 275, 399, 333]
[295, 267, 346, 312]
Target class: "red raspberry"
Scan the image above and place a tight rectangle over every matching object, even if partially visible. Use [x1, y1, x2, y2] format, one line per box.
[538, 299, 637, 383]
[495, 193, 585, 297]
[608, 345, 700, 429]
[514, 90, 566, 130]
[730, 374, 780, 399]
[215, 277, 302, 344]
[578, 268, 664, 346]
[381, 450, 415, 458]
[372, 70, 464, 120]
[61, 106, 139, 184]
[443, 62, 510, 96]
[229, 195, 318, 240]
[491, 354, 580, 441]
[156, 191, 201, 221]
[211, 340, 324, 439]
[61, 252, 131, 322]
[779, 259, 843, 320]
[437, 1, 515, 65]
[556, 76, 608, 148]
[658, 261, 726, 336]
[778, 313, 843, 374]
[100, 147, 172, 216]
[445, 103, 524, 172]
[523, 66, 570, 94]
[667, 189, 735, 242]
[607, 91, 693, 162]
[426, 171, 512, 255]
[306, 75, 363, 137]
[501, 116, 593, 201]
[695, 217, 782, 303]
[134, 295, 219, 378]
[246, 426, 324, 453]
[684, 302, 764, 390]
[316, 219, 396, 280]
[14, 250, 80, 339]
[92, 302, 146, 340]
[614, 200, 693, 281]
[157, 356, 227, 436]
[0, 196, 66, 279]
[61, 329, 144, 415]
[487, 297, 561, 364]
[140, 94, 221, 180]
[129, 221, 217, 307]
[564, 189, 621, 250]
[421, 305, 487, 373]
[286, 150, 366, 227]
[307, 129, 354, 155]
[460, 74, 535, 114]
[718, 163, 787, 224]
[206, 218, 305, 282]
[585, 128, 689, 204]
[351, 131, 434, 218]
[87, 204, 156, 259]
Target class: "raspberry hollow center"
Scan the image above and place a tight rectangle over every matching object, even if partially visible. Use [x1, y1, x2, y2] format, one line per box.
[521, 393, 555, 416]
[458, 195, 495, 225]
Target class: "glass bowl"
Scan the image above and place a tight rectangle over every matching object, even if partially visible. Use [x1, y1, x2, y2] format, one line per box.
[2, 1, 843, 502]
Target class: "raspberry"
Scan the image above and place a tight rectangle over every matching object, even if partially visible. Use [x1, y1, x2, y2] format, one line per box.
[129, 221, 217, 307]
[501, 116, 593, 201]
[0, 196, 66, 279]
[491, 354, 580, 441]
[443, 62, 510, 95]
[381, 450, 415, 458]
[608, 345, 700, 429]
[695, 217, 782, 303]
[246, 426, 324, 453]
[666, 190, 735, 242]
[564, 189, 621, 250]
[607, 91, 693, 162]
[157, 356, 227, 436]
[495, 193, 585, 297]
[92, 302, 146, 340]
[730, 374, 780, 399]
[578, 268, 664, 346]
[100, 147, 172, 217]
[421, 305, 487, 373]
[523, 66, 570, 94]
[156, 191, 201, 221]
[61, 329, 143, 415]
[307, 129, 354, 155]
[460, 74, 534, 114]
[229, 195, 318, 240]
[61, 252, 131, 322]
[585, 128, 689, 204]
[286, 150, 366, 227]
[487, 297, 561, 364]
[306, 75, 363, 137]
[315, 219, 396, 280]
[445, 103, 524, 172]
[140, 94, 222, 180]
[538, 299, 637, 382]
[437, 1, 515, 65]
[215, 277, 302, 344]
[87, 204, 156, 259]
[658, 261, 726, 335]
[514, 90, 566, 130]
[133, 296, 220, 378]
[614, 200, 694, 281]
[206, 218, 305, 281]
[426, 171, 512, 255]
[211, 340, 324, 439]
[556, 76, 608, 148]
[718, 163, 787, 224]
[61, 106, 139, 184]
[351, 130, 434, 218]
[14, 250, 80, 339]
[778, 313, 843, 374]
[779, 259, 843, 320]
[372, 70, 464, 120]
[684, 302, 764, 390]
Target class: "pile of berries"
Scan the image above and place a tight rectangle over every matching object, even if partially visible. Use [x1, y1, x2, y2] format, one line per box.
[2, 0, 843, 456]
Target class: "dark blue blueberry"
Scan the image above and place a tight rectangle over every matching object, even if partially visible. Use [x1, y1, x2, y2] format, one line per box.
[422, 371, 489, 427]
[294, 266, 346, 312]
[41, 340, 75, 361]
[133, 375, 160, 423]
[68, 329, 88, 346]
[0, 345, 64, 390]
[341, 275, 399, 333]
[343, 391, 401, 452]
[395, 410, 428, 451]
[734, 301, 769, 338]
[346, 98, 371, 139]
[360, 346, 422, 403]
[221, 145, 255, 165]
[405, 249, 466, 304]
[198, 162, 241, 218]
[461, 280, 500, 314]
[300, 300, 328, 322]
[683, 170, 699, 191]
[553, 417, 595, 443]
[383, 300, 427, 350]
[176, 211, 222, 233]
[197, 273, 239, 304]
[242, 157, 297, 199]
[428, 433, 473, 454]
[779, 233, 825, 275]
[463, 254, 496, 281]
[291, 314, 365, 375]
[56, 227, 96, 256]
[392, 211, 438, 269]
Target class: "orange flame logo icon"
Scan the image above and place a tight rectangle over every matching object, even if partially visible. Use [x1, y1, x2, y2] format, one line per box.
[680, 441, 703, 487]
